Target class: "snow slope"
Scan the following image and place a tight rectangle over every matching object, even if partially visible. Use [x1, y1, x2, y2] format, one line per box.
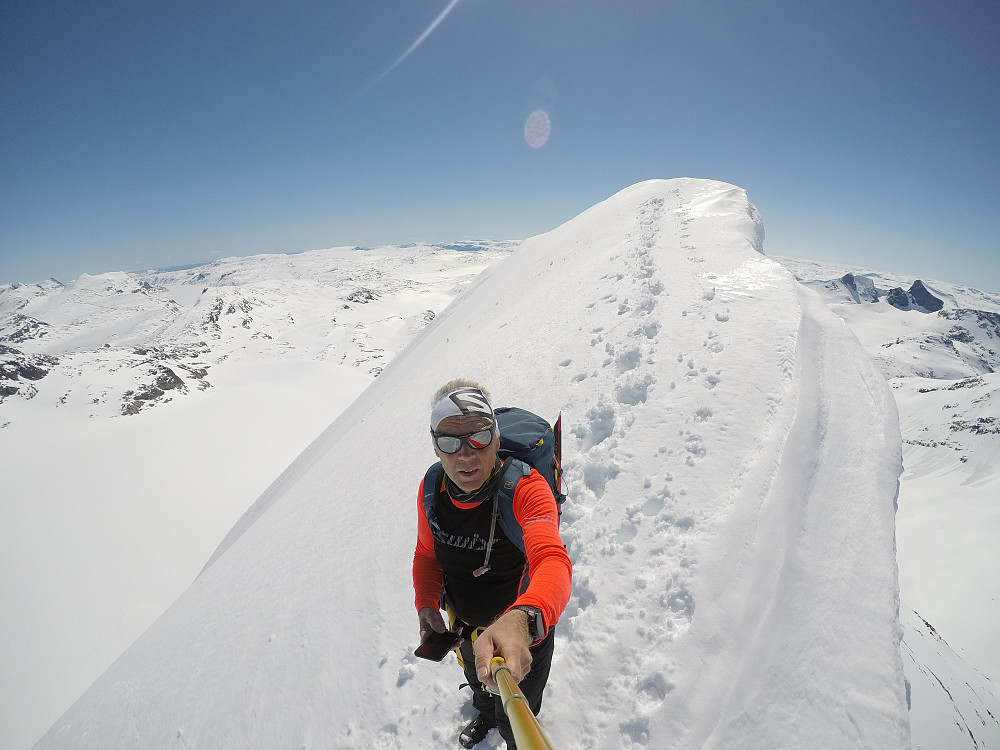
[770, 257, 1000, 750]
[0, 244, 515, 750]
[33, 179, 911, 749]
[775, 257, 1000, 684]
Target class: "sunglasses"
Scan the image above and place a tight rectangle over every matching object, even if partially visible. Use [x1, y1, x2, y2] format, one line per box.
[431, 427, 494, 454]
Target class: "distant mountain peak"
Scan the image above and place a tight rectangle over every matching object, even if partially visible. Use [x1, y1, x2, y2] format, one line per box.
[886, 279, 945, 312]
[840, 272, 880, 303]
[907, 279, 945, 312]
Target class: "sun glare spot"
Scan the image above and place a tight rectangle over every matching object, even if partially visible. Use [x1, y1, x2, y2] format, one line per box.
[524, 110, 551, 148]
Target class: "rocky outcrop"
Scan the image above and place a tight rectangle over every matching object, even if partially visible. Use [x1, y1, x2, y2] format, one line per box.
[885, 280, 945, 312]
[0, 314, 51, 344]
[0, 345, 58, 401]
[909, 280, 944, 312]
[886, 287, 910, 308]
[840, 273, 879, 303]
[121, 366, 187, 415]
[346, 288, 380, 304]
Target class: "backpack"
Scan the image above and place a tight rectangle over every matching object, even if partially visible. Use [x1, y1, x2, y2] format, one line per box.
[422, 407, 565, 554]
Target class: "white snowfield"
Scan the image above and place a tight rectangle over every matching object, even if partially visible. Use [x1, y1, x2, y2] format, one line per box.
[33, 179, 910, 749]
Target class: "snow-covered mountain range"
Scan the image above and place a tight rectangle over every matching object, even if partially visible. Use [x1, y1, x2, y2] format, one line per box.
[0, 242, 517, 420]
[2, 180, 997, 749]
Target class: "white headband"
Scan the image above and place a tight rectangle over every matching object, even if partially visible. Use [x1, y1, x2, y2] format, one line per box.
[430, 387, 495, 431]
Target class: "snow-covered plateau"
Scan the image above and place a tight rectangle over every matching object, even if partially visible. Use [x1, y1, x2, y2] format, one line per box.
[1, 179, 997, 749]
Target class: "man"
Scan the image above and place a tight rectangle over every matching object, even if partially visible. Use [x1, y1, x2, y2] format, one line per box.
[412, 381, 573, 748]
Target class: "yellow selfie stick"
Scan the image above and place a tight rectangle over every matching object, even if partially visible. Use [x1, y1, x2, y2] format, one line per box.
[489, 657, 557, 750]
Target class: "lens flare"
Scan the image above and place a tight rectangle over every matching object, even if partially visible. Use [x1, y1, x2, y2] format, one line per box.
[524, 110, 551, 148]
[378, 0, 464, 83]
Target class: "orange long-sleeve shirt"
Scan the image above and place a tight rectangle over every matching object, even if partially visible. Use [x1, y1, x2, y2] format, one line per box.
[412, 468, 572, 634]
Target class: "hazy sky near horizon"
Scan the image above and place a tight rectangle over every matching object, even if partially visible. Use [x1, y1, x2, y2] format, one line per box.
[2, 1, 998, 291]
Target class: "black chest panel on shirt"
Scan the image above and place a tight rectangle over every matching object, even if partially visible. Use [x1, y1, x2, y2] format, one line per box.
[431, 483, 528, 628]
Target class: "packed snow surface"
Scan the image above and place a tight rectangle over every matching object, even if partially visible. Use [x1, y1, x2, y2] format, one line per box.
[32, 180, 912, 749]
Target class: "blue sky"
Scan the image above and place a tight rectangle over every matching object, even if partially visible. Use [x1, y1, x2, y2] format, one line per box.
[2, 1, 998, 291]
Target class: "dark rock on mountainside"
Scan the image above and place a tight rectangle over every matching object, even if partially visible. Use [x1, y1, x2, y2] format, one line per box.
[346, 288, 380, 304]
[121, 366, 187, 415]
[947, 326, 976, 344]
[830, 274, 944, 313]
[0, 314, 51, 344]
[886, 287, 910, 308]
[885, 281, 944, 312]
[909, 280, 944, 312]
[840, 273, 880, 303]
[937, 309, 1000, 372]
[951, 416, 999, 435]
[940, 308, 1000, 339]
[0, 346, 59, 400]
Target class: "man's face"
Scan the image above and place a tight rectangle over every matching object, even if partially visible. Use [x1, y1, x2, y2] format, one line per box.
[432, 414, 499, 493]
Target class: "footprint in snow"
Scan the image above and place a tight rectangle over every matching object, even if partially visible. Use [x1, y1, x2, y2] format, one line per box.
[615, 522, 639, 543]
[573, 399, 616, 451]
[634, 296, 657, 316]
[661, 580, 695, 621]
[615, 374, 654, 406]
[620, 716, 651, 745]
[583, 458, 620, 498]
[641, 490, 668, 517]
[639, 672, 674, 702]
[397, 660, 417, 687]
[616, 346, 642, 374]
[684, 435, 706, 463]
[638, 321, 659, 339]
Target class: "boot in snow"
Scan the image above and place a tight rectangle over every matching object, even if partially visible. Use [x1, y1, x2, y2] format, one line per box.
[458, 713, 493, 748]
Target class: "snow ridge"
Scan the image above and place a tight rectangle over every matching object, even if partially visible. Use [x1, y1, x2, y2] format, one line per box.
[660, 286, 907, 748]
[32, 180, 909, 750]
[775, 255, 1000, 749]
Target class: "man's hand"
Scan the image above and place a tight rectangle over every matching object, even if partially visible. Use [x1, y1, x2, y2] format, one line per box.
[473, 609, 533, 691]
[417, 607, 447, 640]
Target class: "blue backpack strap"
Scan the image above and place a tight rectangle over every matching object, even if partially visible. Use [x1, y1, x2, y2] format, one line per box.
[420, 462, 447, 609]
[496, 458, 530, 553]
[421, 462, 444, 535]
